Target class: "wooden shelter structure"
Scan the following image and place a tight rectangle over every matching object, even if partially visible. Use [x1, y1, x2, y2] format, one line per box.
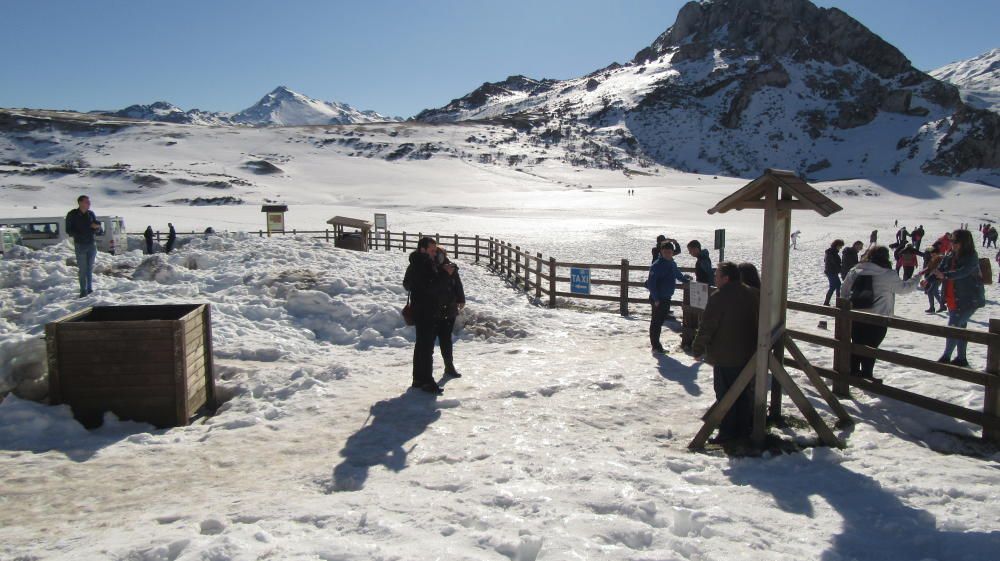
[261, 205, 288, 237]
[690, 169, 853, 449]
[326, 216, 373, 252]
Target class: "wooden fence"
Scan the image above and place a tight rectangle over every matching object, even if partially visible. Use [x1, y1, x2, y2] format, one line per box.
[131, 227, 1000, 443]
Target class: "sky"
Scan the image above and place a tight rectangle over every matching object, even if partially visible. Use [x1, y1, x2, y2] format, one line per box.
[1, 0, 997, 118]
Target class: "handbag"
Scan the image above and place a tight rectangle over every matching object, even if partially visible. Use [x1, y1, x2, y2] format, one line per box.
[401, 293, 415, 326]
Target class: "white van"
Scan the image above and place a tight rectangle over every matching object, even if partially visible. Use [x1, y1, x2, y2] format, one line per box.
[0, 226, 23, 256]
[0, 216, 128, 255]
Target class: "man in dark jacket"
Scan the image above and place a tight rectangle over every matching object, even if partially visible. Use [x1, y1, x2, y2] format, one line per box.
[824, 239, 844, 306]
[434, 248, 466, 378]
[692, 262, 760, 442]
[687, 240, 714, 286]
[165, 223, 177, 254]
[403, 237, 455, 394]
[143, 225, 154, 255]
[646, 242, 689, 352]
[840, 241, 863, 279]
[65, 195, 100, 297]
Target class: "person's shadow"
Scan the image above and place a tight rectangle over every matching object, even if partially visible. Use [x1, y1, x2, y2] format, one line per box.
[655, 353, 703, 396]
[726, 450, 1000, 560]
[327, 390, 442, 492]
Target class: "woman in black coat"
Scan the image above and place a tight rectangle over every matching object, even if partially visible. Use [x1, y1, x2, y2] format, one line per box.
[403, 237, 455, 394]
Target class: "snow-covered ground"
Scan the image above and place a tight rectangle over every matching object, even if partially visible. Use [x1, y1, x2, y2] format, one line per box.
[2, 119, 1000, 560]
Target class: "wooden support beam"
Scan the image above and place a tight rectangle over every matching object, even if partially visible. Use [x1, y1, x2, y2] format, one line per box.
[783, 335, 853, 425]
[769, 355, 843, 448]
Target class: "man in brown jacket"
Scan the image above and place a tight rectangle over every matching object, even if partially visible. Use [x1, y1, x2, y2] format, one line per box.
[692, 261, 760, 442]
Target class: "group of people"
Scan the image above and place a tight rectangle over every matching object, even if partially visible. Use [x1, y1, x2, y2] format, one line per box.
[979, 223, 998, 248]
[143, 223, 177, 255]
[403, 237, 466, 394]
[644, 235, 715, 352]
[828, 228, 988, 377]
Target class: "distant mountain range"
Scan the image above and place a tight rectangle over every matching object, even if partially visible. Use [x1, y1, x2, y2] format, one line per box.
[931, 48, 1000, 114]
[414, 0, 999, 182]
[104, 86, 399, 126]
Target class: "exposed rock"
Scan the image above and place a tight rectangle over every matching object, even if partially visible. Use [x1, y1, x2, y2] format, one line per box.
[242, 160, 283, 174]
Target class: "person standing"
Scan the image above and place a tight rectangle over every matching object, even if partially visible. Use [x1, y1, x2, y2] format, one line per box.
[403, 237, 453, 394]
[165, 223, 177, 254]
[988, 226, 998, 249]
[911, 225, 925, 250]
[840, 241, 863, 280]
[895, 244, 919, 280]
[790, 230, 801, 249]
[920, 242, 946, 313]
[65, 195, 101, 298]
[651, 235, 679, 263]
[840, 246, 920, 379]
[687, 240, 714, 286]
[823, 239, 844, 306]
[737, 262, 761, 290]
[692, 262, 760, 443]
[895, 226, 909, 246]
[143, 225, 154, 255]
[645, 241, 689, 353]
[934, 229, 986, 368]
[434, 248, 465, 378]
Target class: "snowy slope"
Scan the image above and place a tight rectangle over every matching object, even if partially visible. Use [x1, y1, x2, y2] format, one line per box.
[931, 48, 1000, 113]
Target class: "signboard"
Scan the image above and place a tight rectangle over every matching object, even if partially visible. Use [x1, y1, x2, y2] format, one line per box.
[374, 213, 387, 230]
[570, 267, 591, 295]
[266, 212, 284, 232]
[714, 228, 726, 250]
[688, 282, 709, 310]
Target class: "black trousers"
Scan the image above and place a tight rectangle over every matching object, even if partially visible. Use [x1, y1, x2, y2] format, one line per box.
[902, 266, 915, 280]
[714, 364, 753, 439]
[851, 322, 888, 377]
[436, 316, 456, 370]
[412, 320, 438, 386]
[649, 301, 670, 349]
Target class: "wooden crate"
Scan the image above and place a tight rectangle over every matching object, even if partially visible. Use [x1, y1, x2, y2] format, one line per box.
[45, 304, 216, 428]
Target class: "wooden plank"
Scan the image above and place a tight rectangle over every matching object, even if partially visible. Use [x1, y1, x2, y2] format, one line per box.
[203, 304, 217, 410]
[56, 327, 174, 342]
[46, 325, 62, 404]
[983, 319, 1000, 443]
[62, 373, 175, 387]
[63, 385, 177, 398]
[59, 349, 177, 363]
[57, 338, 175, 355]
[187, 385, 207, 414]
[783, 335, 853, 424]
[786, 329, 838, 349]
[553, 291, 622, 303]
[553, 262, 625, 271]
[58, 361, 174, 377]
[782, 358, 1000, 429]
[769, 355, 843, 447]
[849, 344, 991, 385]
[173, 320, 188, 425]
[689, 356, 757, 450]
[787, 300, 840, 317]
[847, 310, 996, 345]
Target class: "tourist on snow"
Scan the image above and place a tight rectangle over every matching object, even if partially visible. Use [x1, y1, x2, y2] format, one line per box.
[937, 232, 954, 254]
[651, 235, 680, 262]
[895, 244, 919, 280]
[895, 226, 909, 246]
[687, 240, 714, 286]
[988, 226, 998, 249]
[645, 241, 690, 353]
[403, 237, 455, 394]
[143, 225, 154, 255]
[981, 224, 990, 247]
[920, 242, 946, 313]
[934, 229, 986, 368]
[911, 225, 925, 250]
[65, 194, 100, 298]
[996, 248, 1000, 284]
[823, 239, 845, 306]
[165, 223, 177, 254]
[790, 230, 801, 249]
[692, 262, 760, 443]
[738, 262, 761, 290]
[434, 248, 465, 378]
[840, 246, 920, 379]
[840, 241, 863, 280]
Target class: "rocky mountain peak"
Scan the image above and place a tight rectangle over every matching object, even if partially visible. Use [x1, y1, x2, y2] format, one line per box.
[635, 0, 912, 78]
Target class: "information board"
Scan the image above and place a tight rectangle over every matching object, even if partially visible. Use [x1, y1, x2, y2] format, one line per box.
[570, 267, 591, 295]
[688, 282, 709, 310]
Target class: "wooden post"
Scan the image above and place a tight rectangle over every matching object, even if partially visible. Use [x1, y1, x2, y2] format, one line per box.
[453, 234, 459, 257]
[515, 246, 521, 286]
[620, 259, 629, 317]
[524, 251, 531, 293]
[475, 235, 480, 264]
[259, 230, 263, 238]
[402, 231, 407, 251]
[548, 257, 557, 308]
[984, 319, 1000, 443]
[325, 229, 329, 242]
[435, 232, 439, 244]
[833, 298, 853, 397]
[536, 252, 543, 300]
[489, 238, 494, 269]
[506, 243, 512, 278]
[385, 229, 390, 251]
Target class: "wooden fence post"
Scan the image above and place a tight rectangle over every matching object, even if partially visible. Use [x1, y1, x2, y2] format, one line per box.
[983, 318, 1000, 443]
[524, 251, 531, 293]
[259, 230, 263, 238]
[833, 298, 853, 397]
[515, 246, 521, 286]
[385, 229, 390, 251]
[548, 257, 557, 308]
[454, 233, 459, 257]
[325, 229, 329, 242]
[489, 238, 494, 269]
[620, 259, 629, 317]
[475, 235, 480, 264]
[402, 232, 407, 251]
[536, 252, 543, 300]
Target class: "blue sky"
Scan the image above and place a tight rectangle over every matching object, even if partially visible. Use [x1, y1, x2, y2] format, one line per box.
[1, 0, 996, 118]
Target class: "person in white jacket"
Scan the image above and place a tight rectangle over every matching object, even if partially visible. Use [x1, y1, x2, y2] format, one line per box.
[839, 246, 921, 379]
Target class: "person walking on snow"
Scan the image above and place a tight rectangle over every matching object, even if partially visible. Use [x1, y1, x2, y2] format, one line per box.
[646, 241, 690, 353]
[790, 230, 801, 249]
[165, 223, 177, 254]
[65, 194, 100, 298]
[840, 241, 863, 280]
[895, 244, 919, 280]
[823, 239, 845, 306]
[911, 225, 925, 250]
[143, 225, 154, 255]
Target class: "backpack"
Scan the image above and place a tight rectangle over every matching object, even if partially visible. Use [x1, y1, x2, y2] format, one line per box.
[849, 274, 875, 309]
[980, 257, 993, 286]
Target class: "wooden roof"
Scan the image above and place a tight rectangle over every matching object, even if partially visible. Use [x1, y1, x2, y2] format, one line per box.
[326, 216, 373, 230]
[261, 205, 288, 213]
[707, 169, 842, 217]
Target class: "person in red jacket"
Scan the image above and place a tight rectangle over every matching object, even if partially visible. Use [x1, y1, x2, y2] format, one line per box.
[895, 244, 919, 280]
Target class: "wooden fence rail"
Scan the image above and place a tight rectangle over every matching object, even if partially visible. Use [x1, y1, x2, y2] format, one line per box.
[129, 227, 1000, 442]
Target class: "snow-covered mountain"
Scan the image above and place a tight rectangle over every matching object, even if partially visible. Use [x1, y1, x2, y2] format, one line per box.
[105, 87, 397, 127]
[415, 0, 1000, 183]
[232, 86, 395, 126]
[931, 48, 1000, 114]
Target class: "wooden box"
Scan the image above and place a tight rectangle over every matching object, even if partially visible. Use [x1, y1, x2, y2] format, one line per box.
[45, 304, 215, 428]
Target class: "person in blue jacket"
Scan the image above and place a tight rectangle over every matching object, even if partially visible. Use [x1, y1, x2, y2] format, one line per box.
[65, 194, 100, 298]
[646, 241, 691, 353]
